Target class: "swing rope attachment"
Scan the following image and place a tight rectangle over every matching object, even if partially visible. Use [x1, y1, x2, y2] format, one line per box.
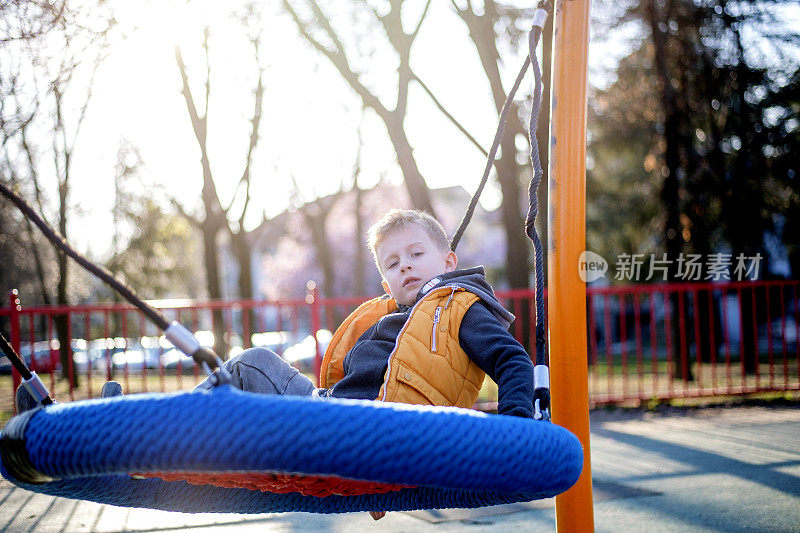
[449, 2, 552, 420]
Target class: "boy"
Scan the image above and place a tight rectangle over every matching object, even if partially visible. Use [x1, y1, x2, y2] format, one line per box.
[195, 209, 535, 419]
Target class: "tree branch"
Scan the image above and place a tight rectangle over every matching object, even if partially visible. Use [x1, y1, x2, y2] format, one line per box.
[203, 27, 211, 119]
[1, 138, 53, 305]
[282, 0, 390, 119]
[368, 2, 398, 48]
[170, 197, 202, 228]
[175, 46, 207, 147]
[410, 0, 433, 45]
[411, 70, 488, 157]
[306, 0, 347, 57]
[366, 1, 412, 116]
[175, 43, 224, 220]
[450, 0, 469, 19]
[24, 217, 53, 305]
[64, 47, 107, 167]
[229, 67, 264, 231]
[352, 107, 365, 190]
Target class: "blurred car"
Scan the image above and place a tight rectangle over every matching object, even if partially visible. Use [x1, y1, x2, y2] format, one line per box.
[111, 347, 156, 371]
[250, 330, 292, 357]
[71, 338, 92, 373]
[0, 352, 26, 374]
[160, 347, 198, 373]
[72, 337, 160, 374]
[112, 337, 163, 371]
[160, 330, 252, 373]
[28, 341, 61, 373]
[769, 316, 798, 353]
[281, 330, 332, 372]
[0, 340, 61, 374]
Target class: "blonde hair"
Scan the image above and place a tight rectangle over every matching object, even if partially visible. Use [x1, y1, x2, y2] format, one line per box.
[367, 209, 450, 269]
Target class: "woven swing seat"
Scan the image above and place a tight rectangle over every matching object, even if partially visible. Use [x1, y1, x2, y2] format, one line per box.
[1, 386, 582, 513]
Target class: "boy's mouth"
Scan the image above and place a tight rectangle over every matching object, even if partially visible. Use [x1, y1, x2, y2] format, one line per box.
[403, 277, 420, 288]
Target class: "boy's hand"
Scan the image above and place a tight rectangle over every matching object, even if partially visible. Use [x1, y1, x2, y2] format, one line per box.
[369, 511, 386, 520]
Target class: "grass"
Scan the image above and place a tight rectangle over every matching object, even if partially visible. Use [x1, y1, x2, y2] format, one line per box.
[2, 361, 797, 427]
[588, 359, 799, 396]
[0, 372, 207, 427]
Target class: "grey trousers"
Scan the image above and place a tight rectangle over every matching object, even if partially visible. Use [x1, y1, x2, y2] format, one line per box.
[194, 347, 318, 396]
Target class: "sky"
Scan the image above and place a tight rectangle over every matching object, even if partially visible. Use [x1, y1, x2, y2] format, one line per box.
[58, 0, 620, 258]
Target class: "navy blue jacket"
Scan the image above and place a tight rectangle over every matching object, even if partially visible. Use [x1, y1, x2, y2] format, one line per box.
[329, 267, 535, 418]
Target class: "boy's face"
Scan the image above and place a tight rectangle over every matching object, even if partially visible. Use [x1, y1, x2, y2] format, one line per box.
[376, 224, 457, 306]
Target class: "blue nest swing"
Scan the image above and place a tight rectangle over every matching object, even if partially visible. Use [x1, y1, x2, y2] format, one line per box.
[1, 387, 582, 513]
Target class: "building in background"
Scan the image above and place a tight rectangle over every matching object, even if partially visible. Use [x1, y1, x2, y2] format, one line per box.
[218, 182, 510, 302]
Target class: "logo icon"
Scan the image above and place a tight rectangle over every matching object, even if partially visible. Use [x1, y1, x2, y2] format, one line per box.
[579, 251, 608, 283]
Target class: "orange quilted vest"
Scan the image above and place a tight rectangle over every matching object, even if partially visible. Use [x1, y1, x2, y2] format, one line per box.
[320, 287, 485, 409]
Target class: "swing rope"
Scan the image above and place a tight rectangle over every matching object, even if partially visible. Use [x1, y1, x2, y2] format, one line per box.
[525, 6, 552, 417]
[448, 54, 534, 253]
[449, 2, 551, 416]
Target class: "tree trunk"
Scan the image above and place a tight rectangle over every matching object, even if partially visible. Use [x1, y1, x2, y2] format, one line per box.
[201, 218, 227, 358]
[455, 2, 532, 295]
[384, 117, 435, 215]
[56, 179, 77, 387]
[231, 230, 255, 348]
[305, 212, 336, 299]
[302, 204, 344, 327]
[497, 135, 533, 349]
[281, 1, 435, 218]
[647, 0, 693, 382]
[354, 183, 366, 296]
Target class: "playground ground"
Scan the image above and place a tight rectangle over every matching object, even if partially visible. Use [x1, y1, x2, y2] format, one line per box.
[1, 400, 798, 533]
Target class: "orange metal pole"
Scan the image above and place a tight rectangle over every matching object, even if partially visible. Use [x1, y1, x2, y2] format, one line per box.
[548, 0, 594, 531]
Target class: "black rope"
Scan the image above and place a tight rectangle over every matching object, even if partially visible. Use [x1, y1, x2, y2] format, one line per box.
[449, 1, 551, 370]
[0, 332, 33, 381]
[0, 331, 54, 406]
[525, 9, 549, 369]
[449, 55, 531, 253]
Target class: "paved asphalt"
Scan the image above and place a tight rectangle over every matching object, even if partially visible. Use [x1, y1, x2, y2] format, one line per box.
[1, 403, 798, 532]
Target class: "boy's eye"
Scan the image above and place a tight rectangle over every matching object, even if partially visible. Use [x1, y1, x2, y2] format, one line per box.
[387, 261, 398, 269]
[412, 251, 423, 257]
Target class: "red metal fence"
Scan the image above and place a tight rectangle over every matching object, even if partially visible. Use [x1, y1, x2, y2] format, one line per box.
[586, 280, 799, 404]
[2, 279, 798, 412]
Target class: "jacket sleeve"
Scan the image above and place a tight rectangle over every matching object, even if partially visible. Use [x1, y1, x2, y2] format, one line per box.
[458, 302, 535, 418]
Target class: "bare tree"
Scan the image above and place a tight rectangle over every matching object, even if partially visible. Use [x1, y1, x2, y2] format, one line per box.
[1, 1, 116, 384]
[1, 86, 51, 305]
[174, 27, 266, 354]
[228, 44, 265, 347]
[282, 2, 542, 304]
[282, 0, 435, 215]
[0, 1, 68, 44]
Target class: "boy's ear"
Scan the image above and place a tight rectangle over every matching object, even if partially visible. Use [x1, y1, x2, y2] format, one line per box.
[445, 251, 458, 272]
[381, 280, 392, 296]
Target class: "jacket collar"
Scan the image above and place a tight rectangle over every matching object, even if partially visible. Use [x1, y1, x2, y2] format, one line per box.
[408, 266, 516, 328]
